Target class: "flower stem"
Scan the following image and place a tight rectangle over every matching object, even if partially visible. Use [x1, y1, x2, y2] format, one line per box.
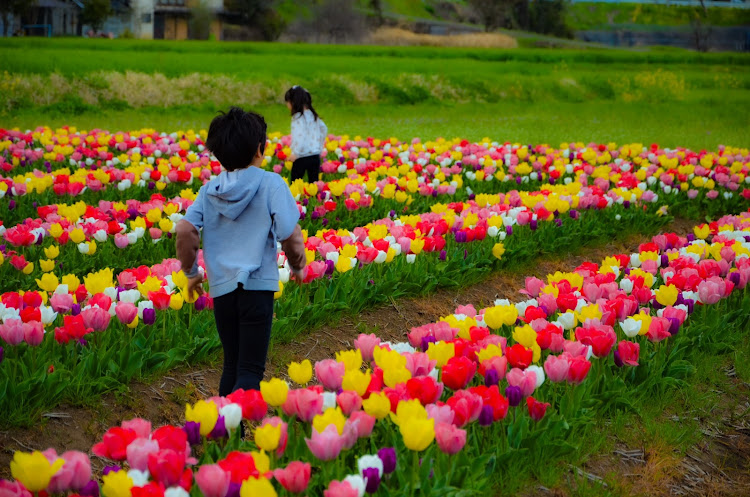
[411, 450, 419, 496]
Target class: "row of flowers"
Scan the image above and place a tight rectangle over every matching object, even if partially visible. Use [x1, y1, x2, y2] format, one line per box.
[0, 181, 666, 349]
[4, 211, 749, 496]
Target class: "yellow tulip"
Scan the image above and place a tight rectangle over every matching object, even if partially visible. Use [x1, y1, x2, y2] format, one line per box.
[185, 400, 219, 437]
[40, 259, 56, 272]
[492, 242, 506, 260]
[62, 274, 81, 289]
[694, 224, 710, 240]
[22, 263, 34, 275]
[476, 344, 503, 363]
[10, 451, 65, 492]
[44, 245, 60, 259]
[36, 273, 59, 292]
[335, 349, 363, 372]
[274, 281, 283, 300]
[251, 450, 271, 474]
[382, 366, 411, 388]
[137, 275, 163, 298]
[127, 316, 140, 329]
[483, 305, 518, 329]
[513, 325, 537, 349]
[313, 407, 347, 435]
[240, 477, 277, 497]
[363, 391, 392, 419]
[69, 228, 86, 244]
[342, 369, 371, 396]
[84, 268, 114, 296]
[335, 256, 354, 273]
[260, 378, 289, 407]
[400, 417, 435, 452]
[255, 423, 281, 452]
[169, 293, 184, 311]
[288, 359, 313, 385]
[389, 398, 427, 427]
[49, 223, 64, 238]
[101, 470, 134, 497]
[654, 284, 678, 307]
[426, 341, 455, 368]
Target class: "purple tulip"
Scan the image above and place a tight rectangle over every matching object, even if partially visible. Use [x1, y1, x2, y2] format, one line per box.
[484, 368, 499, 387]
[148, 181, 155, 190]
[324, 259, 335, 275]
[432, 190, 438, 197]
[651, 300, 663, 311]
[77, 338, 88, 347]
[554, 218, 563, 227]
[363, 467, 381, 493]
[420, 335, 437, 353]
[455, 231, 467, 243]
[613, 348, 624, 367]
[311, 211, 320, 220]
[506, 226, 513, 236]
[302, 198, 309, 206]
[439, 250, 447, 261]
[389, 210, 396, 218]
[378, 447, 397, 474]
[183, 421, 201, 445]
[368, 279, 375, 285]
[0, 346, 4, 365]
[686, 233, 696, 242]
[226, 481, 241, 497]
[623, 267, 631, 276]
[102, 466, 121, 476]
[463, 250, 468, 259]
[623, 200, 631, 209]
[32, 201, 37, 208]
[479, 405, 494, 426]
[505, 385, 522, 407]
[321, 218, 329, 226]
[143, 308, 156, 325]
[80, 480, 100, 497]
[209, 415, 227, 439]
[516, 177, 522, 185]
[530, 219, 538, 231]
[71, 304, 81, 316]
[167, 232, 173, 239]
[468, 193, 475, 201]
[127, 208, 139, 220]
[569, 209, 579, 220]
[729, 272, 740, 286]
[8, 200, 15, 210]
[667, 317, 681, 336]
[194, 296, 208, 311]
[660, 255, 669, 268]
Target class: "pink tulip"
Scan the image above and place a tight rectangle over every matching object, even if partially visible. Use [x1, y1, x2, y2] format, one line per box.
[336, 390, 362, 416]
[454, 304, 477, 317]
[305, 424, 346, 461]
[315, 359, 346, 391]
[697, 279, 723, 305]
[0, 479, 32, 497]
[521, 277, 545, 297]
[506, 367, 537, 397]
[114, 233, 130, 249]
[661, 306, 687, 325]
[195, 464, 230, 497]
[537, 293, 558, 315]
[563, 340, 589, 358]
[117, 271, 138, 290]
[426, 403, 455, 425]
[122, 418, 152, 439]
[543, 354, 570, 383]
[478, 355, 507, 381]
[640, 259, 658, 275]
[582, 282, 602, 302]
[283, 388, 323, 423]
[0, 319, 24, 346]
[115, 302, 138, 325]
[353, 333, 380, 362]
[82, 306, 111, 332]
[50, 293, 74, 313]
[22, 321, 44, 347]
[435, 422, 467, 455]
[273, 461, 311, 493]
[346, 411, 375, 438]
[646, 317, 672, 342]
[126, 437, 160, 471]
[405, 352, 436, 377]
[45, 450, 91, 493]
[342, 419, 359, 450]
[324, 480, 358, 497]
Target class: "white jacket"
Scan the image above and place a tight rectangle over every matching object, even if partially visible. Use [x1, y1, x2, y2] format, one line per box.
[291, 109, 327, 159]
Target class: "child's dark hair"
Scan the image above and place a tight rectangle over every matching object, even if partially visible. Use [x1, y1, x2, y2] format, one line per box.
[284, 86, 319, 121]
[205, 107, 267, 171]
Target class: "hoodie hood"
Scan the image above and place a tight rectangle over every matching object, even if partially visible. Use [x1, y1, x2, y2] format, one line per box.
[205, 167, 264, 220]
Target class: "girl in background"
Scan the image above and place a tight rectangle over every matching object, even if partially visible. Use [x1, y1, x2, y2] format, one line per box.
[285, 86, 327, 183]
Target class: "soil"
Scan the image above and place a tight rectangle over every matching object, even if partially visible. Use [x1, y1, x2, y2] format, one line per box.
[3, 217, 747, 496]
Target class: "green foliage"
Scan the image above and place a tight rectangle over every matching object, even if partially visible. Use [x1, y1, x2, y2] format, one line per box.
[567, 2, 750, 30]
[80, 0, 112, 32]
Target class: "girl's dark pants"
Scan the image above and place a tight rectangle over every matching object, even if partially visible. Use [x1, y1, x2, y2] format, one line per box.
[291, 155, 321, 183]
[212, 287, 274, 397]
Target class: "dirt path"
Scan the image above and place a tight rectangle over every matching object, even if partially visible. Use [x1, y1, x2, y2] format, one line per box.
[0, 218, 704, 480]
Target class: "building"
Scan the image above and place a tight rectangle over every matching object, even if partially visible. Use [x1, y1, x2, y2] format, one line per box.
[0, 0, 226, 39]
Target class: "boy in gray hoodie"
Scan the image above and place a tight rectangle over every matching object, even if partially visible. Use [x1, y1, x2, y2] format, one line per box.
[176, 107, 306, 396]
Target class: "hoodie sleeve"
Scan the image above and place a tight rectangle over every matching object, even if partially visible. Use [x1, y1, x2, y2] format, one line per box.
[318, 119, 328, 150]
[269, 176, 306, 271]
[183, 186, 205, 231]
[176, 187, 204, 278]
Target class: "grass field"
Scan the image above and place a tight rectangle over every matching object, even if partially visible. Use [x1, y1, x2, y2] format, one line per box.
[1, 38, 748, 148]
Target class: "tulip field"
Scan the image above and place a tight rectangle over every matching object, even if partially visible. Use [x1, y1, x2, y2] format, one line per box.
[1, 119, 750, 497]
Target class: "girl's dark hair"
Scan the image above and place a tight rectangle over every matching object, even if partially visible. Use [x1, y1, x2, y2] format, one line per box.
[205, 107, 267, 171]
[284, 86, 319, 120]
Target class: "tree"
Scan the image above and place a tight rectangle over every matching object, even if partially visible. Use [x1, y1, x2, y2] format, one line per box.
[467, 0, 506, 32]
[1, 0, 36, 37]
[189, 0, 214, 40]
[690, 0, 712, 52]
[225, 0, 287, 40]
[369, 0, 383, 27]
[80, 0, 112, 33]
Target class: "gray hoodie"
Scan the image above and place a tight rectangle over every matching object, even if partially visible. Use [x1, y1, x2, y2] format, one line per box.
[181, 167, 301, 297]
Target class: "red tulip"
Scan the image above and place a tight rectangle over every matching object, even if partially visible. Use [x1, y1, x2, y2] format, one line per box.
[446, 389, 483, 427]
[405, 375, 443, 405]
[441, 356, 477, 391]
[566, 356, 592, 384]
[92, 427, 138, 460]
[147, 449, 185, 488]
[526, 396, 550, 421]
[505, 343, 533, 369]
[218, 451, 259, 484]
[226, 388, 268, 421]
[615, 340, 639, 367]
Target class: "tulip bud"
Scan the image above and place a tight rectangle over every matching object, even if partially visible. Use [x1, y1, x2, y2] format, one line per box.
[377, 447, 397, 474]
[142, 308, 156, 325]
[505, 385, 522, 407]
[183, 422, 201, 446]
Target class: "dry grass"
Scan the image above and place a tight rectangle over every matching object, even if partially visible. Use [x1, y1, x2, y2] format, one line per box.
[368, 27, 518, 49]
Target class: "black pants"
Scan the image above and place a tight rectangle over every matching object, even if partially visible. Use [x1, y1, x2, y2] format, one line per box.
[291, 155, 321, 183]
[213, 287, 274, 396]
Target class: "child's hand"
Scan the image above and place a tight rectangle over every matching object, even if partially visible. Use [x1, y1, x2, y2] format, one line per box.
[187, 275, 205, 298]
[291, 267, 305, 284]
[289, 154, 297, 162]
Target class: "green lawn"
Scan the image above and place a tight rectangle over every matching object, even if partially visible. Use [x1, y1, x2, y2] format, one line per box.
[1, 38, 748, 148]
